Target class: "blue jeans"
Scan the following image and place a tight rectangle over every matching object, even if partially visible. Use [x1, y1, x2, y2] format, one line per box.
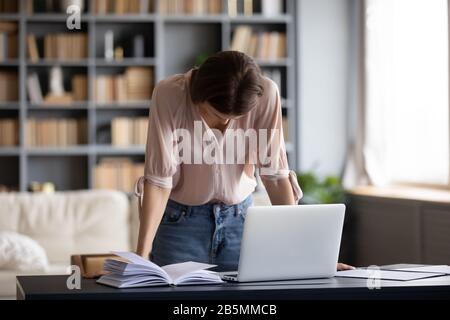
[151, 196, 253, 272]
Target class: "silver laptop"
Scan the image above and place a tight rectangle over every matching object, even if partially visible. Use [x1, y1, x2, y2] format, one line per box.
[221, 204, 345, 282]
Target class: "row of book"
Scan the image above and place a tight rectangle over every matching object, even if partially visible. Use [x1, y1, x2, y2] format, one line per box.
[159, 0, 222, 15]
[231, 26, 286, 61]
[95, 67, 153, 103]
[0, 118, 18, 146]
[111, 117, 148, 146]
[26, 118, 87, 146]
[27, 73, 87, 105]
[0, 22, 17, 61]
[28, 0, 85, 14]
[27, 33, 88, 61]
[95, 0, 153, 14]
[227, 0, 284, 17]
[0, 71, 18, 102]
[94, 158, 145, 193]
[0, 0, 18, 13]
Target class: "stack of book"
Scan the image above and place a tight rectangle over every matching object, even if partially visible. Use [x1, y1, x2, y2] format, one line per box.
[26, 118, 87, 146]
[0, 71, 18, 102]
[111, 117, 148, 146]
[159, 0, 222, 15]
[94, 158, 145, 192]
[27, 33, 88, 61]
[0, 0, 18, 13]
[0, 118, 18, 146]
[95, 67, 153, 103]
[125, 67, 153, 101]
[0, 22, 18, 61]
[94, 0, 152, 14]
[231, 26, 286, 60]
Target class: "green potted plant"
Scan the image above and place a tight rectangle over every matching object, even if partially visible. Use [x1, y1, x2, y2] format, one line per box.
[297, 171, 346, 204]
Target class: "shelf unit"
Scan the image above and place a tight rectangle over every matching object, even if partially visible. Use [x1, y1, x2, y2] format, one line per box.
[0, 0, 298, 192]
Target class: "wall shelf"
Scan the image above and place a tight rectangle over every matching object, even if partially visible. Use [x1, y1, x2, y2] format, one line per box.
[0, 0, 298, 192]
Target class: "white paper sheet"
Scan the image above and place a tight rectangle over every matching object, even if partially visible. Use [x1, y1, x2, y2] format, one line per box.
[336, 269, 445, 281]
[387, 265, 450, 274]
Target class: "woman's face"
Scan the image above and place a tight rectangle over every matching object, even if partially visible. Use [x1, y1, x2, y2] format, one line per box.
[198, 102, 245, 127]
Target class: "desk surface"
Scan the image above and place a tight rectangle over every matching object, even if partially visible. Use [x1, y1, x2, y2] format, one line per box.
[16, 270, 450, 300]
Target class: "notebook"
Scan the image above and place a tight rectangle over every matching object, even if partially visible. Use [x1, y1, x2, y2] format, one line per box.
[96, 252, 223, 288]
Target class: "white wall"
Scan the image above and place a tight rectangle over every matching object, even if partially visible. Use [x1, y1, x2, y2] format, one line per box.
[297, 0, 352, 177]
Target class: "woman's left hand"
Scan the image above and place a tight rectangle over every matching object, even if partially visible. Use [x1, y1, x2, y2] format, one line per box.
[337, 263, 355, 271]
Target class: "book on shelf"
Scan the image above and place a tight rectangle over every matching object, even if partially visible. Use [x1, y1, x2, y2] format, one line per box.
[159, 0, 222, 15]
[97, 251, 223, 288]
[0, 118, 18, 146]
[26, 73, 44, 104]
[111, 117, 148, 146]
[26, 118, 87, 146]
[231, 26, 286, 61]
[94, 0, 152, 15]
[72, 74, 88, 101]
[27, 34, 40, 62]
[0, 0, 18, 13]
[94, 158, 145, 192]
[0, 21, 18, 61]
[0, 71, 18, 102]
[95, 67, 153, 103]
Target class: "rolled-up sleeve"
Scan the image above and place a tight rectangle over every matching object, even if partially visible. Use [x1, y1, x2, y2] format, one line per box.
[134, 84, 178, 200]
[256, 78, 303, 202]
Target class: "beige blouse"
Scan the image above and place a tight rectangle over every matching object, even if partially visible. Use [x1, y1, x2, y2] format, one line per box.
[135, 69, 302, 206]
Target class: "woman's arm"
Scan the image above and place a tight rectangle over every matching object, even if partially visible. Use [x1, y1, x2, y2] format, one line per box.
[262, 177, 296, 205]
[136, 182, 171, 258]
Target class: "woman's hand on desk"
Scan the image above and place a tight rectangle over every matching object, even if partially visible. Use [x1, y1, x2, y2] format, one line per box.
[337, 263, 355, 271]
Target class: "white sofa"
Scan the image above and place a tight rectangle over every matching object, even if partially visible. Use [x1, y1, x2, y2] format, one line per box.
[0, 190, 140, 299]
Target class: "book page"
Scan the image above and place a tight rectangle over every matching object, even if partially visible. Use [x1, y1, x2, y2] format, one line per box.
[162, 261, 217, 282]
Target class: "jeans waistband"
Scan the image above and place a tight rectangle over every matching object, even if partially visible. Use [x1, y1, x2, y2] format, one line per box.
[166, 195, 253, 215]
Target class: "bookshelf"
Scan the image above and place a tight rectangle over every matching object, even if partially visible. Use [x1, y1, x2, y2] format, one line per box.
[0, 0, 298, 193]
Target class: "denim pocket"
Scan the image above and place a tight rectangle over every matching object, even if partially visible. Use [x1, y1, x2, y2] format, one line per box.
[162, 206, 187, 224]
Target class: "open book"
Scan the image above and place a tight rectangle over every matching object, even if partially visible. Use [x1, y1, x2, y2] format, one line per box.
[96, 252, 224, 288]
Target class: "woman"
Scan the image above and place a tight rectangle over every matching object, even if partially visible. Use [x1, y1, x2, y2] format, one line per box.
[134, 51, 352, 272]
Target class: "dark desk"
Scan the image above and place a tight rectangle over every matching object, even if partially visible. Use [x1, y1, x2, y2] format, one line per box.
[17, 272, 450, 300]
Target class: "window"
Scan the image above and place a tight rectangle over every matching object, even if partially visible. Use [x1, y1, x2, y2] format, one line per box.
[364, 0, 449, 186]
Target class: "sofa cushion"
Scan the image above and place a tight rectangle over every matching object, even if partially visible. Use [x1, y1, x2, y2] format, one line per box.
[0, 231, 48, 272]
[0, 190, 131, 264]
